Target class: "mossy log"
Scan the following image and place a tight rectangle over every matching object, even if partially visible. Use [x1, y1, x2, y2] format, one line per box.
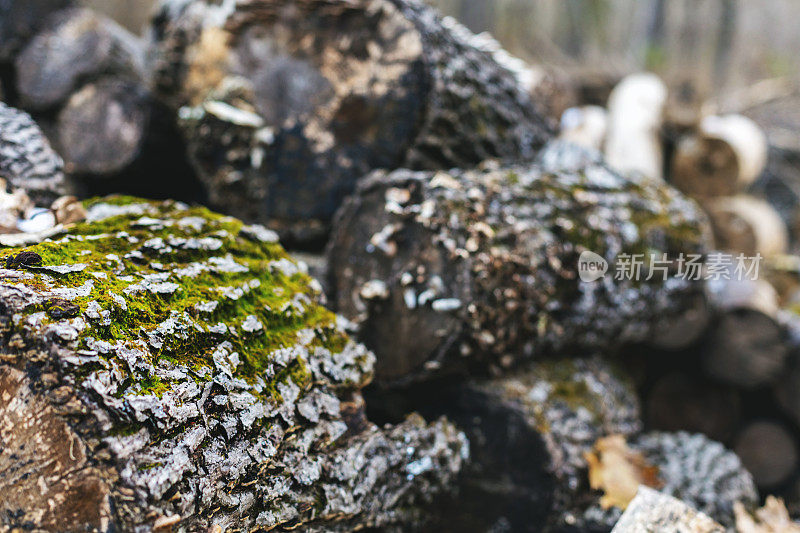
[150, 0, 553, 244]
[0, 197, 467, 531]
[0, 101, 72, 205]
[327, 142, 711, 383]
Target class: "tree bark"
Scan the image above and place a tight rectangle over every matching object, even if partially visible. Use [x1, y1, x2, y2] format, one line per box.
[629, 432, 757, 528]
[151, 0, 554, 245]
[327, 141, 711, 383]
[0, 101, 73, 205]
[0, 197, 467, 531]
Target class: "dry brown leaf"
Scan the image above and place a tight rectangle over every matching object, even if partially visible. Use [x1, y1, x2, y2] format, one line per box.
[735, 496, 800, 533]
[584, 434, 663, 510]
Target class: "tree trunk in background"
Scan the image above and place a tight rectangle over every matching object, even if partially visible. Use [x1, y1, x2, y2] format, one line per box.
[714, 0, 738, 89]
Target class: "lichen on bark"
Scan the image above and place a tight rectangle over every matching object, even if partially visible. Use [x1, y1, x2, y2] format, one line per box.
[327, 141, 712, 383]
[0, 196, 467, 531]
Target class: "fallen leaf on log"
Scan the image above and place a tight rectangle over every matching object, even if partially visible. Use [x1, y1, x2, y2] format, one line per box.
[585, 434, 663, 510]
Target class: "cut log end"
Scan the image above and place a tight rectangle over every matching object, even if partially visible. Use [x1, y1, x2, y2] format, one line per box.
[734, 420, 798, 488]
[671, 114, 768, 198]
[15, 7, 146, 111]
[705, 195, 788, 257]
[57, 79, 150, 176]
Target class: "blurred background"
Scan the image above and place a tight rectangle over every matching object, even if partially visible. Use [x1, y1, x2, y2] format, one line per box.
[86, 0, 800, 97]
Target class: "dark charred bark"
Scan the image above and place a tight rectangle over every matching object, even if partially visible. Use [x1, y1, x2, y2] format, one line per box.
[150, 0, 554, 244]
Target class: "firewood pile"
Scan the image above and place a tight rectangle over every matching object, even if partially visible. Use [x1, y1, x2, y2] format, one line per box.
[0, 0, 799, 531]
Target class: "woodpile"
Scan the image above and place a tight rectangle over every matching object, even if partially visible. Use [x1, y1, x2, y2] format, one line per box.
[4, 0, 800, 530]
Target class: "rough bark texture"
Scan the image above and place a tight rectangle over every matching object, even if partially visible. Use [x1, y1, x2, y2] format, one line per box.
[611, 486, 724, 533]
[630, 431, 758, 528]
[14, 7, 146, 111]
[150, 0, 553, 244]
[0, 197, 467, 532]
[327, 142, 711, 383]
[0, 101, 73, 205]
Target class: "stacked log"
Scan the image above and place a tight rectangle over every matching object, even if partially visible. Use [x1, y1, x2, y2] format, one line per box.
[0, 102, 72, 205]
[0, 0, 73, 63]
[5, 2, 797, 529]
[150, 0, 553, 244]
[327, 141, 711, 383]
[671, 114, 768, 199]
[5, 4, 199, 200]
[0, 196, 467, 531]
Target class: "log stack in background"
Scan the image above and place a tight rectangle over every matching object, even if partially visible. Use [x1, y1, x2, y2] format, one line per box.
[0, 2, 200, 201]
[149, 0, 553, 246]
[558, 70, 800, 502]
